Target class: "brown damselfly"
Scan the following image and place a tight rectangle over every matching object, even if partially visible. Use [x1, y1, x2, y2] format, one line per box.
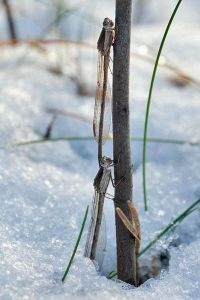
[84, 18, 115, 264]
[93, 17, 115, 165]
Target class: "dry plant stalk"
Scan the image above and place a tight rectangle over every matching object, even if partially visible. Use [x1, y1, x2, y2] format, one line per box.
[116, 200, 141, 253]
[0, 38, 199, 88]
[116, 200, 141, 284]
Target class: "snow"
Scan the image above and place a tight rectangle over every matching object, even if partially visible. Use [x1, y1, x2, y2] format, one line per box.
[0, 1, 200, 299]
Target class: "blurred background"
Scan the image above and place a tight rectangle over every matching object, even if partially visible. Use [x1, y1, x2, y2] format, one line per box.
[0, 0, 199, 94]
[0, 1, 198, 61]
[0, 0, 199, 40]
[0, 0, 199, 162]
[0, 1, 199, 290]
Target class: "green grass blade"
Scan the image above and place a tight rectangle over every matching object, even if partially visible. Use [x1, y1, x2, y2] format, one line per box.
[15, 136, 200, 147]
[106, 270, 117, 279]
[107, 197, 200, 279]
[62, 205, 89, 283]
[138, 198, 200, 257]
[16, 136, 94, 146]
[138, 137, 200, 146]
[142, 0, 182, 211]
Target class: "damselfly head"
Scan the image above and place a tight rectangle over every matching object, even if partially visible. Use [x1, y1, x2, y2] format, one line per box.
[103, 18, 114, 29]
[101, 156, 113, 167]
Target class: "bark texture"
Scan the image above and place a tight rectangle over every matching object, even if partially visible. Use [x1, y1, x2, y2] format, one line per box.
[113, 0, 136, 285]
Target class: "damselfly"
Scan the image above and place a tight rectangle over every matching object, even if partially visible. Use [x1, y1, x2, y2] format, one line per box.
[85, 18, 115, 264]
[84, 156, 114, 261]
[93, 17, 115, 165]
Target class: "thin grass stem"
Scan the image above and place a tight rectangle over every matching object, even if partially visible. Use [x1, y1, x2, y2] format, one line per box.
[16, 136, 93, 146]
[1, 38, 199, 88]
[138, 198, 200, 257]
[142, 0, 182, 211]
[15, 136, 200, 147]
[62, 205, 89, 283]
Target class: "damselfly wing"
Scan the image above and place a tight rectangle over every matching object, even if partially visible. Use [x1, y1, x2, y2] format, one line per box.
[84, 190, 107, 269]
[93, 53, 112, 145]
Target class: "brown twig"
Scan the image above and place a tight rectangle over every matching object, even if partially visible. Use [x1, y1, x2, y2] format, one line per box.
[2, 0, 17, 40]
[46, 107, 91, 124]
[0, 38, 199, 88]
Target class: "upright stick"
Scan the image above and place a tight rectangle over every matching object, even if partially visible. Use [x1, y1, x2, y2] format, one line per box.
[3, 0, 17, 40]
[113, 0, 136, 285]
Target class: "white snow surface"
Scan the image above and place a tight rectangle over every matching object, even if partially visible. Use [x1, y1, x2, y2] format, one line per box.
[0, 1, 200, 299]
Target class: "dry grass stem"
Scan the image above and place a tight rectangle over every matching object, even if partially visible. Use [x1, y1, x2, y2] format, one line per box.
[116, 202, 141, 253]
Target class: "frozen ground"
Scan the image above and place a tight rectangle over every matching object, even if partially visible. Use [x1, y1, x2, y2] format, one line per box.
[0, 1, 200, 299]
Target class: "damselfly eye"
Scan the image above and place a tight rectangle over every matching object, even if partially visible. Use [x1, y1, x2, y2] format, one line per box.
[103, 18, 114, 28]
[103, 18, 110, 26]
[101, 156, 113, 165]
[109, 20, 114, 27]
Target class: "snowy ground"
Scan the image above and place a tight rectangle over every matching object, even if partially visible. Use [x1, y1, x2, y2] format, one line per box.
[0, 1, 200, 299]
